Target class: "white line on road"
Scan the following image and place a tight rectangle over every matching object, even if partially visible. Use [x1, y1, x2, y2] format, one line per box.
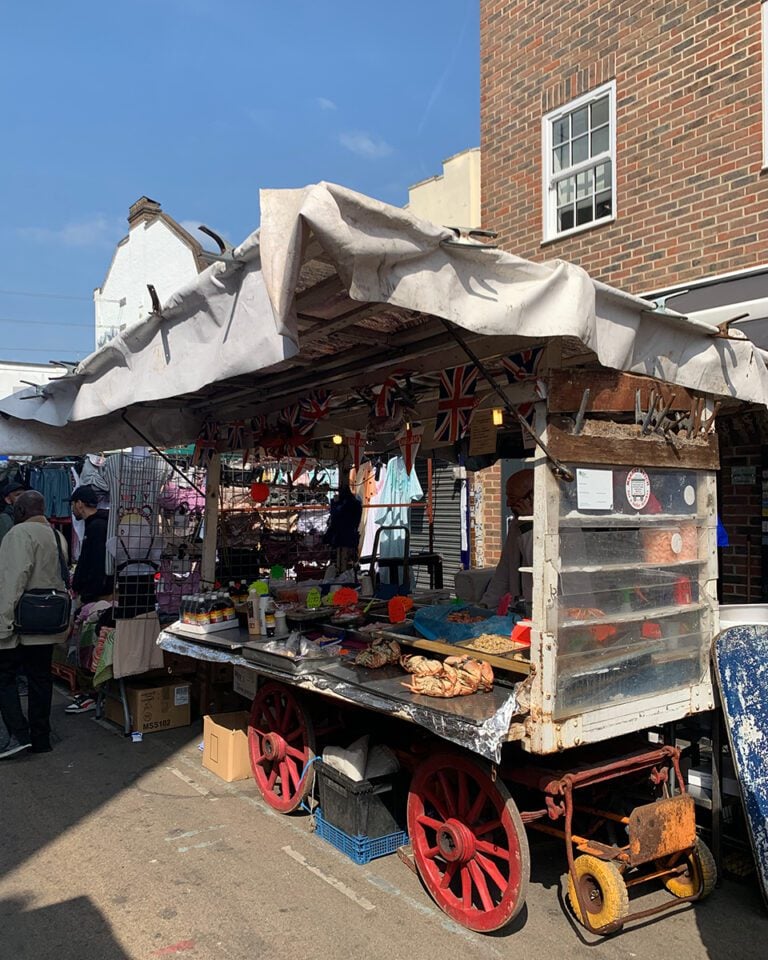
[167, 767, 211, 796]
[282, 845, 376, 912]
[177, 840, 221, 853]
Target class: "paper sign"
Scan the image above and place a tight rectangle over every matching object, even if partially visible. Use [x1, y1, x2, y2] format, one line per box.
[174, 685, 190, 707]
[576, 468, 613, 511]
[732, 466, 756, 485]
[469, 409, 498, 456]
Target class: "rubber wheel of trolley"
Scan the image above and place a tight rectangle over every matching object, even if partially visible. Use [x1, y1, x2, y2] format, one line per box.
[407, 752, 530, 932]
[567, 855, 629, 932]
[248, 682, 316, 814]
[660, 838, 717, 900]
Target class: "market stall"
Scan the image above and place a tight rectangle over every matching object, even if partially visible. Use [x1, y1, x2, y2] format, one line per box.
[3, 183, 768, 936]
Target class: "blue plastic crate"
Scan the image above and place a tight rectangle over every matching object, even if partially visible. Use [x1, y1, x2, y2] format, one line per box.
[313, 809, 408, 865]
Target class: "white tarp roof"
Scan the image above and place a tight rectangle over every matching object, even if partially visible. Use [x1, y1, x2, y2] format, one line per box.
[2, 182, 767, 455]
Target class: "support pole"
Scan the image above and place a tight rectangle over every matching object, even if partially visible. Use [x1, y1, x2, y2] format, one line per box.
[201, 453, 220, 588]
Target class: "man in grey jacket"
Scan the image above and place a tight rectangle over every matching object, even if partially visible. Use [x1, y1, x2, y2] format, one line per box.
[0, 491, 69, 758]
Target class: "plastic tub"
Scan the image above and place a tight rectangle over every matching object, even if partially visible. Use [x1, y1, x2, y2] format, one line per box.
[718, 603, 768, 627]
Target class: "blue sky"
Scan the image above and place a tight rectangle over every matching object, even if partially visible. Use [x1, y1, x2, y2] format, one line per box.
[0, 1, 479, 365]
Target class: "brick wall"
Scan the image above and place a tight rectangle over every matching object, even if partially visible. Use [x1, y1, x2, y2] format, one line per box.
[718, 416, 766, 602]
[480, 0, 767, 291]
[471, 462, 504, 566]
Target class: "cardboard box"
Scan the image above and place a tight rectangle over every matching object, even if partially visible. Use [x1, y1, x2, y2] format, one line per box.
[233, 665, 258, 702]
[105, 680, 191, 734]
[202, 711, 252, 782]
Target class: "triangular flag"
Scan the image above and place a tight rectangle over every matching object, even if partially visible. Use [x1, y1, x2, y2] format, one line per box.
[396, 422, 423, 475]
[343, 428, 367, 469]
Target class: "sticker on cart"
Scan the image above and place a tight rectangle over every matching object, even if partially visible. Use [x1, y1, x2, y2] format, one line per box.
[683, 484, 696, 506]
[626, 468, 651, 510]
[174, 686, 190, 707]
[670, 532, 683, 554]
[576, 469, 613, 511]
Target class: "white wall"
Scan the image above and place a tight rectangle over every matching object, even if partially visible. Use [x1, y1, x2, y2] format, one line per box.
[94, 218, 201, 348]
[0, 361, 53, 400]
[406, 147, 482, 230]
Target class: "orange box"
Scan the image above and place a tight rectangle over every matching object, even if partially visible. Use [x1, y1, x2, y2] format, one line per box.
[202, 711, 252, 782]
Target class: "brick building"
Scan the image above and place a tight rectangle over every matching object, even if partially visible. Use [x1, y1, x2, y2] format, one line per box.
[478, 0, 768, 600]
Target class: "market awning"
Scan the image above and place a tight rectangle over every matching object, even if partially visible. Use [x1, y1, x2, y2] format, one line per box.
[2, 181, 767, 455]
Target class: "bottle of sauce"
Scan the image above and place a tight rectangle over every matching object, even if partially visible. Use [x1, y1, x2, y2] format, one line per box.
[247, 583, 262, 636]
[263, 597, 276, 638]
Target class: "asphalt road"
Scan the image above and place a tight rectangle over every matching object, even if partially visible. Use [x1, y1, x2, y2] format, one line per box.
[1, 685, 766, 960]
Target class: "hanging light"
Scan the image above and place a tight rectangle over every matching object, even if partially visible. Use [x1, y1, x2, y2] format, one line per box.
[332, 434, 344, 445]
[492, 408, 504, 426]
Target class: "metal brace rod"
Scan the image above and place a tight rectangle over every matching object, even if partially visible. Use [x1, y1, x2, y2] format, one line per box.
[440, 319, 574, 482]
[120, 409, 206, 498]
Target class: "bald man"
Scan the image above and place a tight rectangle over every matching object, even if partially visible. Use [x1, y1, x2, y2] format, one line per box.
[480, 468, 534, 613]
[0, 490, 69, 758]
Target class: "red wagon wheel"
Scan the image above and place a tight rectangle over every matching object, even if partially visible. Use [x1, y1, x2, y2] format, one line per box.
[408, 752, 530, 932]
[248, 681, 316, 814]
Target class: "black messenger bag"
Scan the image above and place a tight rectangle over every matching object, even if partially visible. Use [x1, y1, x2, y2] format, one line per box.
[14, 528, 72, 635]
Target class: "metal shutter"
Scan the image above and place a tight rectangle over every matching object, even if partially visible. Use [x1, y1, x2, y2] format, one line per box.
[409, 458, 464, 591]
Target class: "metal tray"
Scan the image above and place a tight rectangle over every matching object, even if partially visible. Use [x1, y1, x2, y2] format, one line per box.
[241, 640, 342, 675]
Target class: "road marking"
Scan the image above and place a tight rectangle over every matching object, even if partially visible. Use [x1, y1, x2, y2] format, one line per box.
[177, 840, 221, 854]
[164, 825, 226, 842]
[167, 767, 211, 796]
[282, 845, 376, 912]
[151, 940, 195, 955]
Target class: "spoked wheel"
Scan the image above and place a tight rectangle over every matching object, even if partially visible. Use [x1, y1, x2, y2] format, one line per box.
[567, 855, 629, 933]
[659, 838, 717, 900]
[248, 682, 316, 813]
[408, 752, 530, 932]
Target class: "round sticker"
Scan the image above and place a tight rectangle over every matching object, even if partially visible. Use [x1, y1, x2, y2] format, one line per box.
[683, 484, 695, 506]
[626, 468, 651, 510]
[670, 533, 683, 555]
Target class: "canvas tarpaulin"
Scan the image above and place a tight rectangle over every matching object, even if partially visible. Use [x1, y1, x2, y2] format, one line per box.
[1, 181, 767, 454]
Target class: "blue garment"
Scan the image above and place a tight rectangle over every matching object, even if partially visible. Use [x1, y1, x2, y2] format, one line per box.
[717, 517, 730, 548]
[374, 456, 424, 585]
[28, 467, 72, 518]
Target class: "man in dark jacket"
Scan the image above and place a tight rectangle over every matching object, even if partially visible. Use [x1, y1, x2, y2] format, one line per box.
[71, 485, 111, 604]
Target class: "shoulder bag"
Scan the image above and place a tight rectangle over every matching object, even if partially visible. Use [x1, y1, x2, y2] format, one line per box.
[14, 527, 72, 635]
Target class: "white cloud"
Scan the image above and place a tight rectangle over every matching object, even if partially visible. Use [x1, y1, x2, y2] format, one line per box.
[339, 131, 393, 159]
[18, 215, 121, 249]
[316, 97, 337, 111]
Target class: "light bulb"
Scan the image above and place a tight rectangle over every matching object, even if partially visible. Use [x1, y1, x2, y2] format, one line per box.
[332, 434, 343, 446]
[492, 408, 504, 426]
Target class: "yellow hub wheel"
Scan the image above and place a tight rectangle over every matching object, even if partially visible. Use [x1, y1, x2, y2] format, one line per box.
[567, 855, 629, 932]
[663, 839, 717, 899]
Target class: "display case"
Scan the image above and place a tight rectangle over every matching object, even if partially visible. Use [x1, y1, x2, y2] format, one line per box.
[524, 407, 719, 754]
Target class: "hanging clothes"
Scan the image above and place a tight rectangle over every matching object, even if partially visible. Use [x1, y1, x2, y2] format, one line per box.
[28, 466, 72, 518]
[373, 456, 423, 584]
[360, 460, 388, 559]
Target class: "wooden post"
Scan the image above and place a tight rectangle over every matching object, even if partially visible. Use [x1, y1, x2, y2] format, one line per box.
[201, 453, 220, 588]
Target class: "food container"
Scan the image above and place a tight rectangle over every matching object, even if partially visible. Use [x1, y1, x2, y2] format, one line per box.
[641, 523, 698, 564]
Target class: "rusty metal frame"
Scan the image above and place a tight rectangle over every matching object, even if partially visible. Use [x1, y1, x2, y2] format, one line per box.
[511, 745, 704, 935]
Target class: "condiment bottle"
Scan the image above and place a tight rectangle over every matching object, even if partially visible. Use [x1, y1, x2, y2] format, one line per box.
[247, 583, 262, 636]
[274, 608, 287, 636]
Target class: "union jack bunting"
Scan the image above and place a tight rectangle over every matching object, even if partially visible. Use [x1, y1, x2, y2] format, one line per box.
[299, 389, 332, 423]
[192, 419, 220, 466]
[396, 422, 423, 476]
[501, 346, 544, 384]
[277, 403, 313, 458]
[372, 377, 399, 419]
[433, 364, 479, 444]
[221, 420, 247, 452]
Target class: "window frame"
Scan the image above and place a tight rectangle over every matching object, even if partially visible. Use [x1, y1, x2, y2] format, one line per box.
[541, 80, 617, 243]
[763, 1, 768, 168]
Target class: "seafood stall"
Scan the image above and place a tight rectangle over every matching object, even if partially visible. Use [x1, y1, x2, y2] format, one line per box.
[159, 367, 726, 936]
[5, 184, 766, 937]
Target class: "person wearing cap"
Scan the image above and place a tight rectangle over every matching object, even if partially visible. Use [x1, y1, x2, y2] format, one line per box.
[70, 485, 111, 604]
[0, 481, 26, 546]
[480, 468, 534, 613]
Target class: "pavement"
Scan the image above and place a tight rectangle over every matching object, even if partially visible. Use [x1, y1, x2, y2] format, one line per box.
[1, 683, 767, 960]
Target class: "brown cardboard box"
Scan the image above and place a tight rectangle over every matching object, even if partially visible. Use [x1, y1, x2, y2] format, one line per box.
[105, 680, 191, 734]
[202, 711, 251, 782]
